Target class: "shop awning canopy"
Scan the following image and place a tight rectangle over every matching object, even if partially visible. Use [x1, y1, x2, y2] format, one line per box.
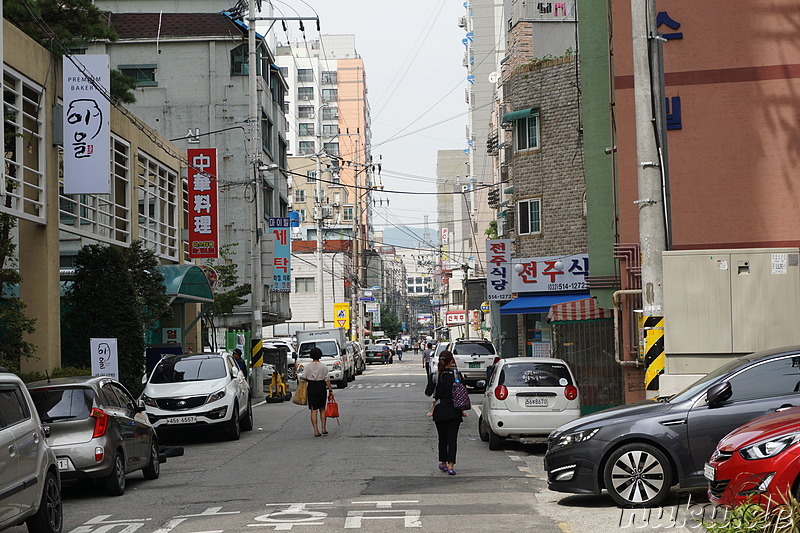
[549, 298, 612, 322]
[499, 292, 590, 315]
[159, 265, 214, 304]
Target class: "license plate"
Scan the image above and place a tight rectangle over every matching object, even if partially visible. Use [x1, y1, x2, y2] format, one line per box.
[164, 415, 197, 425]
[469, 362, 481, 368]
[57, 459, 71, 471]
[704, 462, 715, 481]
[525, 397, 549, 407]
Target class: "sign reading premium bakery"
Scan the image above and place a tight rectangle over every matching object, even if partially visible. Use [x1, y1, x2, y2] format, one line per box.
[187, 148, 219, 258]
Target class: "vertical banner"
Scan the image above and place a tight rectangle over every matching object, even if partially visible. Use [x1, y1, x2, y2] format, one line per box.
[187, 148, 219, 258]
[333, 302, 350, 329]
[63, 55, 111, 194]
[486, 239, 512, 300]
[90, 338, 119, 380]
[269, 217, 291, 292]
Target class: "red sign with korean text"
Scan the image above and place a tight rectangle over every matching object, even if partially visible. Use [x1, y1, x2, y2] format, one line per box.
[187, 148, 219, 258]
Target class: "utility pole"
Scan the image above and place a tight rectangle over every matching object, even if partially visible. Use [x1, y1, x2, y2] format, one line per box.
[315, 152, 325, 329]
[462, 263, 470, 340]
[631, 0, 666, 316]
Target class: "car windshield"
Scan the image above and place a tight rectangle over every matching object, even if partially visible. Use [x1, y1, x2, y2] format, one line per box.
[667, 356, 750, 403]
[453, 342, 495, 355]
[29, 387, 95, 422]
[499, 362, 573, 387]
[150, 356, 227, 383]
[299, 341, 338, 358]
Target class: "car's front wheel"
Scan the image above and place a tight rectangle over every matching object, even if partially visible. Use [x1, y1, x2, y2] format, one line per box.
[603, 443, 673, 508]
[104, 451, 126, 496]
[336, 376, 348, 389]
[26, 470, 62, 533]
[241, 398, 254, 431]
[225, 401, 241, 440]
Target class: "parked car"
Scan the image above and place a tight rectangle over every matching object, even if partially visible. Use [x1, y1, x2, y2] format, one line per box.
[545, 345, 800, 508]
[263, 338, 298, 379]
[707, 406, 800, 507]
[140, 353, 253, 440]
[479, 358, 580, 450]
[27, 376, 160, 496]
[0, 368, 62, 533]
[450, 338, 496, 390]
[348, 342, 367, 375]
[365, 344, 393, 365]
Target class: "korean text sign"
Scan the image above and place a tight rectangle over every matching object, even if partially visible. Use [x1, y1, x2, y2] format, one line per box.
[63, 55, 111, 194]
[187, 148, 219, 258]
[90, 338, 119, 381]
[269, 217, 291, 292]
[485, 239, 512, 301]
[510, 253, 589, 293]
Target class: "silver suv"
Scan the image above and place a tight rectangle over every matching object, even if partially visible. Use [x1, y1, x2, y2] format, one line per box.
[0, 368, 62, 532]
[449, 338, 497, 390]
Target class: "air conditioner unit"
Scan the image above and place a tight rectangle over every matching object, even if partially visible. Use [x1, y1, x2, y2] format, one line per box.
[457, 16, 467, 28]
[332, 202, 340, 207]
[322, 206, 335, 219]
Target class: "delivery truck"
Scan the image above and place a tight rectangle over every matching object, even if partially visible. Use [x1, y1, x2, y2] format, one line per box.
[295, 328, 351, 388]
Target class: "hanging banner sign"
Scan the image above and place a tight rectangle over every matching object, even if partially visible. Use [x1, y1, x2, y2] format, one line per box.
[446, 311, 467, 326]
[187, 148, 219, 258]
[269, 217, 291, 292]
[63, 55, 111, 194]
[510, 253, 589, 293]
[333, 302, 350, 329]
[486, 239, 512, 301]
[90, 338, 119, 380]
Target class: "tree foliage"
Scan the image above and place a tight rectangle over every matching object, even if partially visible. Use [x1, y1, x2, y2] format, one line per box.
[379, 304, 402, 339]
[4, 0, 136, 103]
[203, 244, 251, 318]
[61, 243, 169, 395]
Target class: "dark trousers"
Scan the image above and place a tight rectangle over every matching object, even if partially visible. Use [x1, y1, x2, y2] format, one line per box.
[435, 419, 461, 464]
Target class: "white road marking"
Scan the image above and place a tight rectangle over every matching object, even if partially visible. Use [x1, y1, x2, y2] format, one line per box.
[509, 455, 523, 462]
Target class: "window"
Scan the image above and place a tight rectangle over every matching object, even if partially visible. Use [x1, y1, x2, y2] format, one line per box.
[294, 189, 306, 202]
[230, 45, 264, 76]
[728, 357, 800, 402]
[322, 124, 338, 136]
[298, 106, 314, 119]
[323, 142, 339, 156]
[296, 277, 315, 293]
[515, 113, 539, 151]
[30, 387, 94, 421]
[517, 198, 541, 235]
[298, 87, 314, 101]
[298, 141, 314, 155]
[306, 171, 317, 183]
[342, 206, 354, 222]
[0, 386, 30, 427]
[321, 71, 337, 84]
[295, 209, 306, 222]
[297, 69, 313, 82]
[119, 64, 157, 87]
[137, 151, 179, 260]
[322, 107, 338, 120]
[279, 67, 288, 78]
[262, 115, 273, 154]
[322, 89, 338, 102]
[299, 123, 315, 136]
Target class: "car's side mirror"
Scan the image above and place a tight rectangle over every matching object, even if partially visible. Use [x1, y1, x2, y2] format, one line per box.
[486, 366, 494, 382]
[706, 381, 732, 407]
[41, 425, 51, 438]
[141, 374, 148, 385]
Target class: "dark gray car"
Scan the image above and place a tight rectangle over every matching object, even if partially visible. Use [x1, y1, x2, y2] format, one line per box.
[544, 345, 800, 507]
[27, 377, 160, 496]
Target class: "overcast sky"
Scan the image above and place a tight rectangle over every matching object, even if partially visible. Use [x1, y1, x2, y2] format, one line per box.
[269, 0, 467, 249]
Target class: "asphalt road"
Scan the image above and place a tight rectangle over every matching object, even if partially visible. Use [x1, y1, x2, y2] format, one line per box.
[8, 353, 704, 532]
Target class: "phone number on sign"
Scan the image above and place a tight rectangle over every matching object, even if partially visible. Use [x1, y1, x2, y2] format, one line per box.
[547, 282, 587, 291]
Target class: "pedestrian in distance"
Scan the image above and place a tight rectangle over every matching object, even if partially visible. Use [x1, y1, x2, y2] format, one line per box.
[412, 340, 420, 355]
[382, 344, 391, 364]
[396, 341, 403, 361]
[231, 348, 248, 377]
[424, 350, 467, 475]
[303, 347, 334, 437]
[422, 342, 434, 374]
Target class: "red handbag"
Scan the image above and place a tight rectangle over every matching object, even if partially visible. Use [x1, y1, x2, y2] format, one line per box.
[325, 393, 340, 422]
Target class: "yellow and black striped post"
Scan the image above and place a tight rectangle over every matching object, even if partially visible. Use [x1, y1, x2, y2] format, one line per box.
[251, 338, 263, 368]
[643, 316, 664, 392]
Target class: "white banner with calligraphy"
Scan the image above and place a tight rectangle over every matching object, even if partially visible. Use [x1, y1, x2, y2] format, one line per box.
[511, 253, 589, 293]
[486, 239, 512, 300]
[63, 55, 111, 194]
[187, 148, 219, 258]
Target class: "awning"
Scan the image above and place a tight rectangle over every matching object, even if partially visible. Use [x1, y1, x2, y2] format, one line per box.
[548, 298, 612, 323]
[159, 265, 214, 304]
[499, 292, 590, 315]
[503, 108, 535, 122]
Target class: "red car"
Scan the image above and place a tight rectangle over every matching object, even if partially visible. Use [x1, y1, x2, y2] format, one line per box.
[707, 406, 800, 507]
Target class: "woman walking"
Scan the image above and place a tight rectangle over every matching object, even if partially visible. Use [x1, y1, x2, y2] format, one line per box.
[424, 351, 466, 475]
[303, 347, 334, 437]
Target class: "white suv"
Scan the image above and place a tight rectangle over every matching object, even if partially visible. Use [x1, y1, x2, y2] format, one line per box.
[141, 353, 253, 440]
[0, 368, 62, 532]
[449, 338, 497, 389]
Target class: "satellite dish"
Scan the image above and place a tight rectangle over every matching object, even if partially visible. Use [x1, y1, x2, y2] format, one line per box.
[488, 71, 499, 84]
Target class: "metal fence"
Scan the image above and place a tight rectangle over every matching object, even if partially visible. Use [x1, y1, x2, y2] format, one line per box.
[550, 319, 625, 415]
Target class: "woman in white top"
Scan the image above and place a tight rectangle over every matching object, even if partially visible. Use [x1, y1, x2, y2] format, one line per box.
[303, 347, 334, 437]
